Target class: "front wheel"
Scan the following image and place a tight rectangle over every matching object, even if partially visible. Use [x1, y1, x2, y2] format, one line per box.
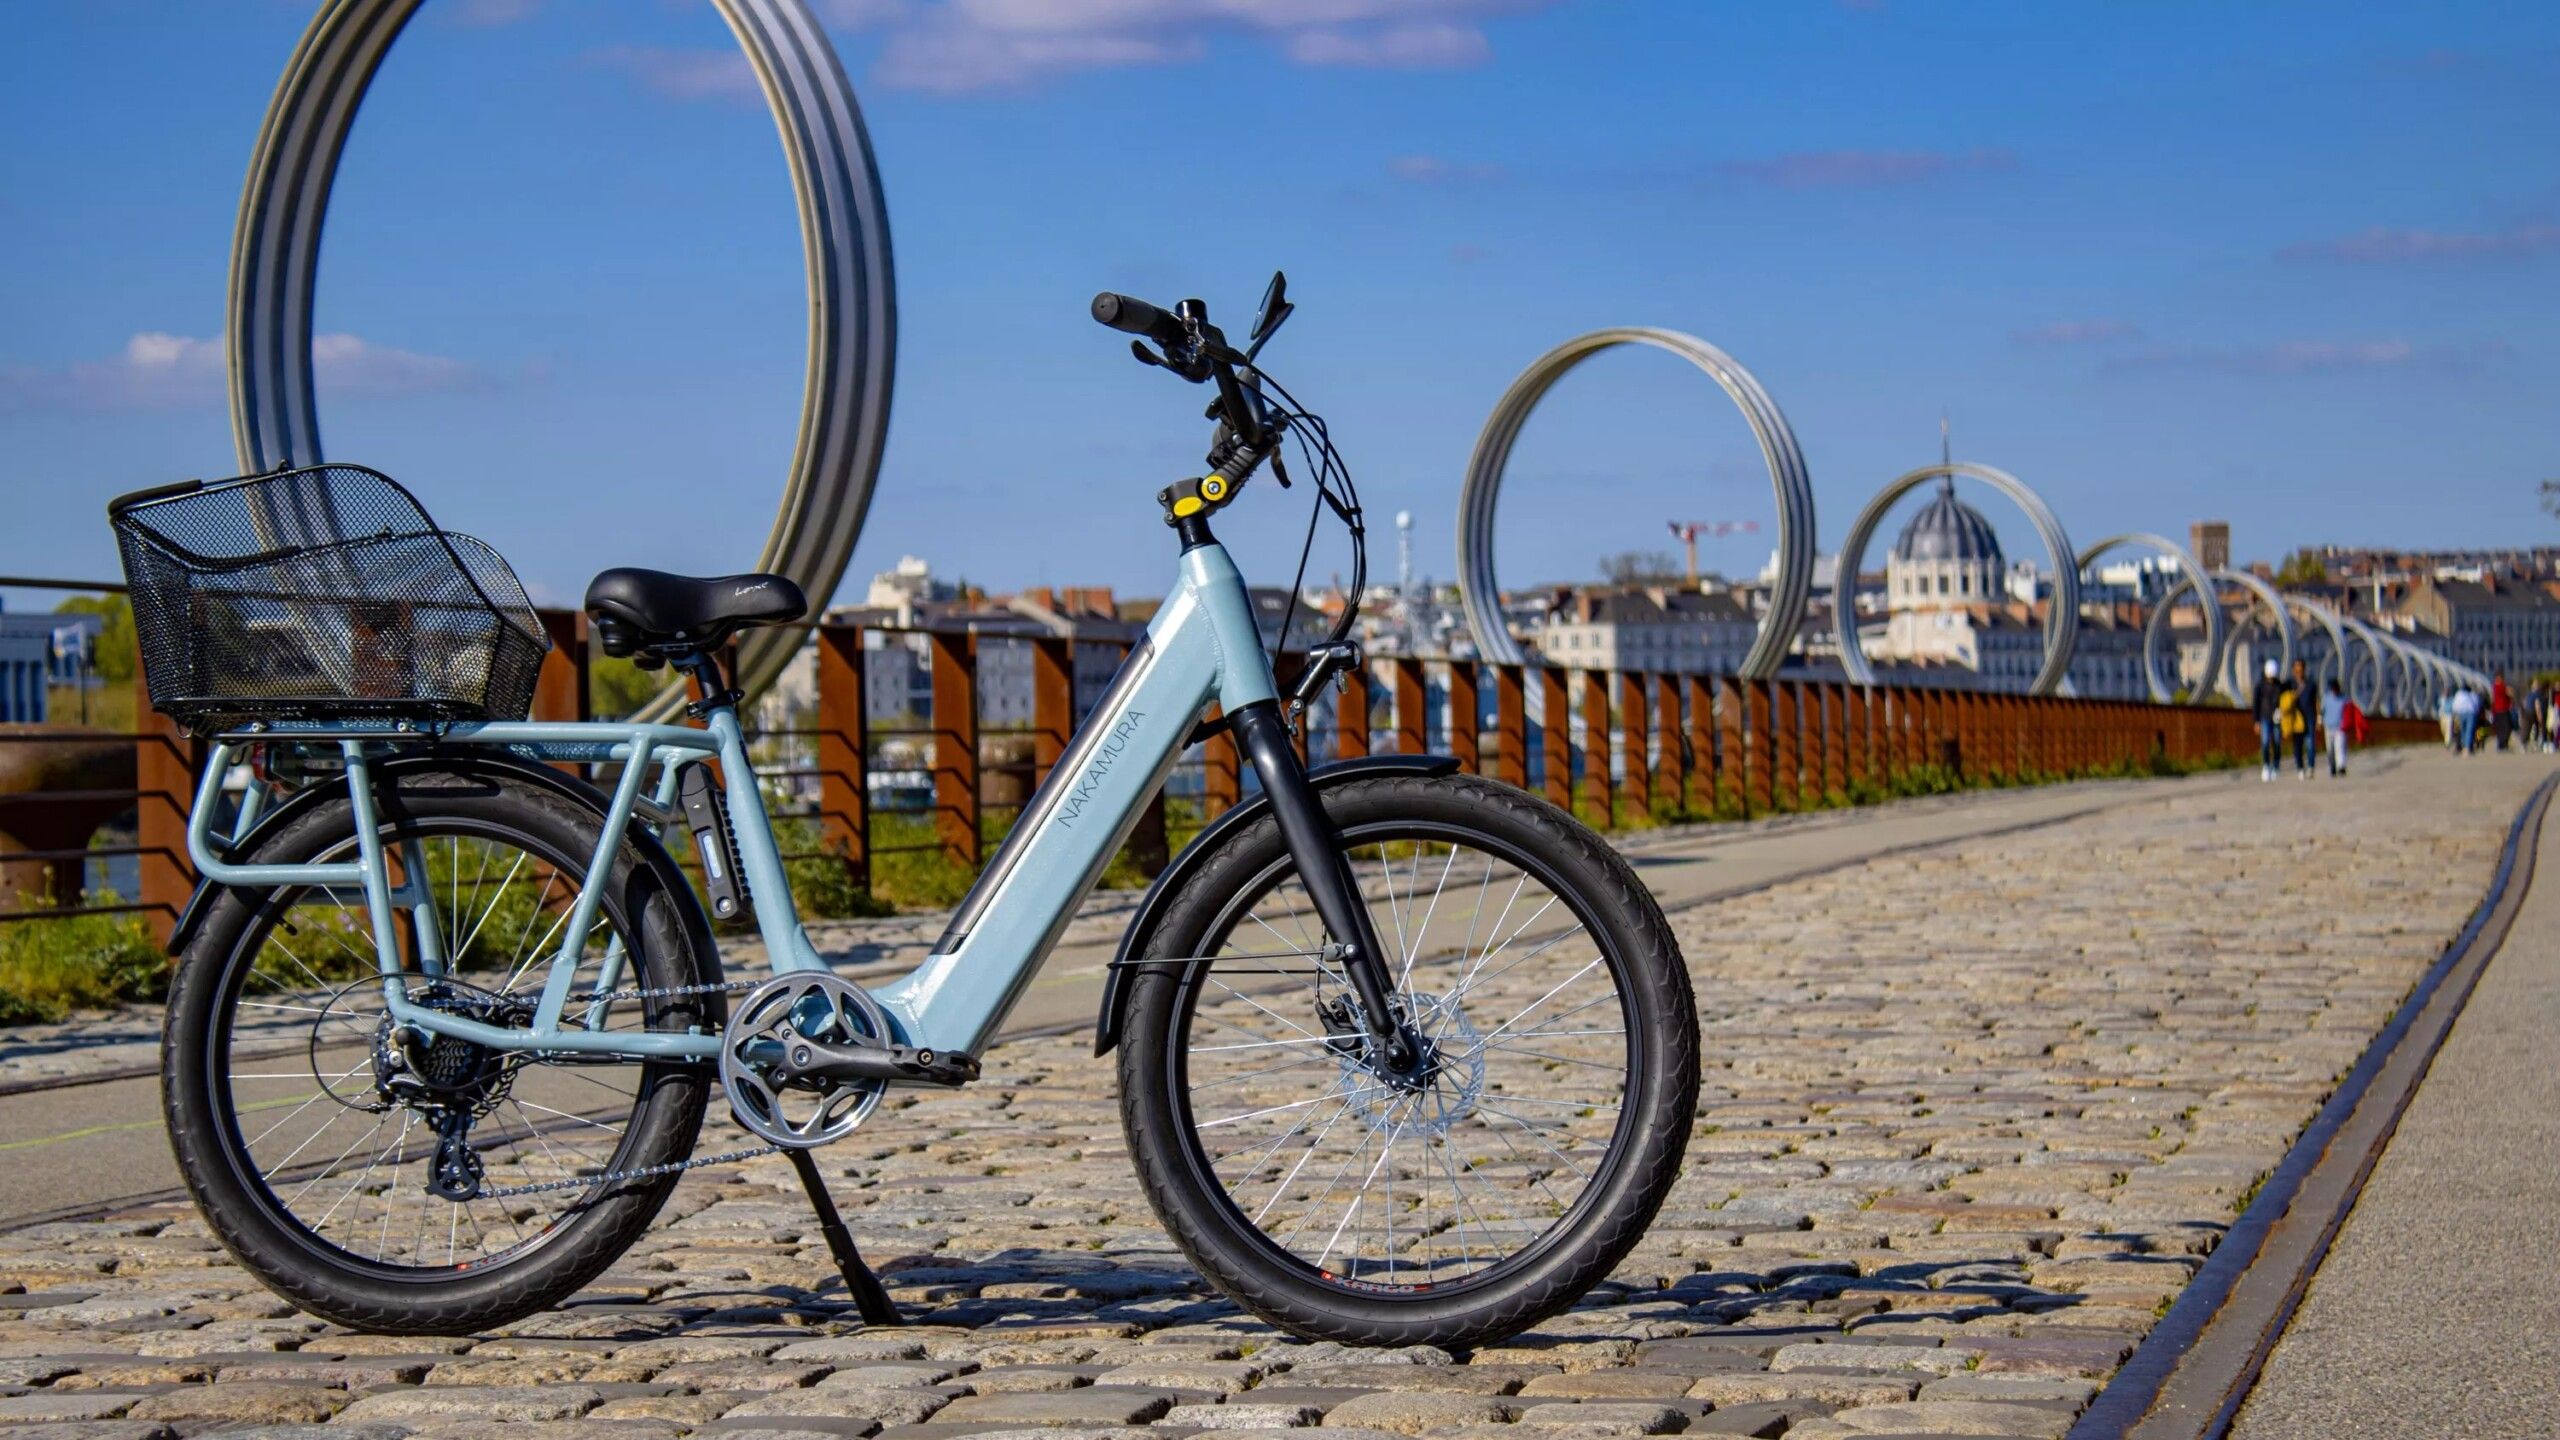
[1118, 772, 1698, 1348]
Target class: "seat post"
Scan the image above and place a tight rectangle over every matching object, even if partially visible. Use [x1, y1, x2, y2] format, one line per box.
[674, 650, 741, 719]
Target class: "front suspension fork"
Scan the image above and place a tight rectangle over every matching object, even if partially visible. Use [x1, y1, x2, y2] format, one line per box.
[1228, 702, 1423, 1077]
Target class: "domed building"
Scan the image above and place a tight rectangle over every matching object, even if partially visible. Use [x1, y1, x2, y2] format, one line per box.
[1854, 455, 2154, 697]
[1859, 467, 2053, 688]
[1888, 478, 2006, 608]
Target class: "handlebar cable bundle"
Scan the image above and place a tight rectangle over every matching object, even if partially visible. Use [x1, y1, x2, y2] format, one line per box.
[1241, 362, 1365, 672]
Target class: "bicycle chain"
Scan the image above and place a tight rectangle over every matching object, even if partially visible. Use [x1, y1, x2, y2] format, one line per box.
[568, 978, 764, 1006]
[474, 1143, 780, 1200]
[466, 979, 804, 1200]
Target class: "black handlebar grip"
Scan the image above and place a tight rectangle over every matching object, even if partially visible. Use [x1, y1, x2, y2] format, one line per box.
[1092, 292, 1186, 347]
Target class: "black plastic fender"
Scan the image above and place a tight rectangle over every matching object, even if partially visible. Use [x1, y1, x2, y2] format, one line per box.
[1091, 753, 1459, 1056]
[164, 752, 723, 997]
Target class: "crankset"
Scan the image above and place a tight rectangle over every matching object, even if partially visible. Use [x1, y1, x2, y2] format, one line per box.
[719, 971, 979, 1151]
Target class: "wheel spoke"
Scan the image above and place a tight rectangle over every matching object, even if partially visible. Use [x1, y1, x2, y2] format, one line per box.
[209, 816, 680, 1279]
[1174, 821, 1641, 1297]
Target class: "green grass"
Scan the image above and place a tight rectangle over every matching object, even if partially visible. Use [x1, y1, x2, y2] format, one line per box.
[0, 898, 167, 1025]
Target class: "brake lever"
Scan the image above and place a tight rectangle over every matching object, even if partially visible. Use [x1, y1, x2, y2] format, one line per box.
[1130, 340, 1166, 369]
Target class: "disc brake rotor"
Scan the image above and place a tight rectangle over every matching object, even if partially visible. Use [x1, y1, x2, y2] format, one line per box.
[1330, 993, 1486, 1139]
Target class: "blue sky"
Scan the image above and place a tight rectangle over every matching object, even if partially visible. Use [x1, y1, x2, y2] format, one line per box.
[5, 0, 2557, 611]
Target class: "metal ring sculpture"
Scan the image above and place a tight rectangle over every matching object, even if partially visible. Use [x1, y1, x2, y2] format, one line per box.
[1457, 329, 1816, 677]
[1834, 463, 2078, 694]
[2214, 569, 2297, 702]
[2282, 594, 2352, 694]
[228, 0, 894, 713]
[2336, 614, 2398, 713]
[2075, 533, 2223, 704]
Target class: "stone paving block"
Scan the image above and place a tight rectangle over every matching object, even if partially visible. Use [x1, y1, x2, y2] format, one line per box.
[1515, 1400, 1689, 1432]
[1688, 1371, 1920, 1408]
[1163, 1400, 1328, 1428]
[1685, 1400, 1810, 1436]
[922, 1385, 1174, 1426]
[122, 1380, 347, 1424]
[1807, 1396, 2077, 1436]
[728, 1386, 954, 1426]
[0, 1391, 148, 1423]
[1317, 1391, 1517, 1433]
[337, 1383, 607, 1423]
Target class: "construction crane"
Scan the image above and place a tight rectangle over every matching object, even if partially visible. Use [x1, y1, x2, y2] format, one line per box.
[1667, 519, 1761, 585]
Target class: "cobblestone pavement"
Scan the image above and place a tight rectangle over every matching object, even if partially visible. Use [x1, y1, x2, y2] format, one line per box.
[0, 753, 2540, 1440]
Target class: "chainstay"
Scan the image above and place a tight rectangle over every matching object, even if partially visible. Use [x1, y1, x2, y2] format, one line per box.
[569, 978, 764, 1006]
[476, 1143, 779, 1199]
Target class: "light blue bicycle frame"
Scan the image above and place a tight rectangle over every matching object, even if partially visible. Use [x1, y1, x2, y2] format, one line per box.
[185, 543, 1280, 1068]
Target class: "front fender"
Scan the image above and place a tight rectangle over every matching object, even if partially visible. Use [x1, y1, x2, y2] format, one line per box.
[1091, 753, 1459, 1055]
[164, 753, 719, 991]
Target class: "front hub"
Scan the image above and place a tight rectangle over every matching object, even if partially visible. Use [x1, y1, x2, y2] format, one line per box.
[1322, 993, 1486, 1136]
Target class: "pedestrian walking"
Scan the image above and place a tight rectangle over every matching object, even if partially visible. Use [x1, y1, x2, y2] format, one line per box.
[2287, 659, 2317, 777]
[2491, 671, 2515, 752]
[2452, 684, 2481, 756]
[2252, 659, 2285, 781]
[2438, 690, 2456, 750]
[2341, 689, 2369, 773]
[2322, 682, 2351, 776]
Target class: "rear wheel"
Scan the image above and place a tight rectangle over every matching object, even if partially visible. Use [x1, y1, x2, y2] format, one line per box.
[163, 766, 714, 1334]
[1118, 773, 1698, 1347]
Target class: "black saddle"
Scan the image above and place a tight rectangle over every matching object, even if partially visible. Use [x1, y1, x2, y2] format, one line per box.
[585, 567, 807, 656]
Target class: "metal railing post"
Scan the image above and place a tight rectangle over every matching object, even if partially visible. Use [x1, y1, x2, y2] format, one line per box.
[1580, 669, 1614, 824]
[134, 679, 199, 947]
[1393, 657, 1428, 756]
[1446, 658, 1481, 773]
[815, 623, 870, 894]
[1493, 663, 1527, 788]
[1539, 666, 1572, 810]
[927, 629, 980, 870]
[1619, 671, 1651, 820]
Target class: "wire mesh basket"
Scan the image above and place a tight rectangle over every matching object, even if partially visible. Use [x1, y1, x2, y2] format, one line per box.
[108, 464, 550, 735]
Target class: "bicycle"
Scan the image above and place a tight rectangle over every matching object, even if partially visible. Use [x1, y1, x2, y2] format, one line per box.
[114, 276, 1700, 1347]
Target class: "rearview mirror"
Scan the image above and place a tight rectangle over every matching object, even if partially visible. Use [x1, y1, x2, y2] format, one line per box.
[1248, 270, 1293, 356]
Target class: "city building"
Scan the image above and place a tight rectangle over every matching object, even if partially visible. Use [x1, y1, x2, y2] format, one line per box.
[1854, 479, 2151, 699]
[0, 604, 106, 725]
[1535, 586, 1758, 675]
[2399, 575, 2560, 679]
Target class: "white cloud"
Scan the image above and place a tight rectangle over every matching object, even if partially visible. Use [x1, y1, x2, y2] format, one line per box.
[1387, 154, 1506, 184]
[2277, 224, 2560, 264]
[847, 0, 1551, 93]
[1284, 20, 1491, 68]
[584, 45, 762, 104]
[2011, 319, 2142, 346]
[451, 0, 542, 25]
[2104, 338, 2506, 377]
[1718, 148, 2017, 190]
[0, 332, 487, 412]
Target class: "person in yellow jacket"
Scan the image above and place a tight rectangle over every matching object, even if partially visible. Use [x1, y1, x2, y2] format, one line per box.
[2284, 658, 2316, 777]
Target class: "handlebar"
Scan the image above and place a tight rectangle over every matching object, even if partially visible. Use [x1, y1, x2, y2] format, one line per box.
[1091, 289, 1278, 516]
[1090, 292, 1187, 351]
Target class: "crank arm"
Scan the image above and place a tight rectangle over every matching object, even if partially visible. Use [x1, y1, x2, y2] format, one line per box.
[749, 1035, 981, 1088]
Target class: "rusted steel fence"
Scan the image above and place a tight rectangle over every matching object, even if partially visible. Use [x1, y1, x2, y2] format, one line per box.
[7, 603, 2443, 944]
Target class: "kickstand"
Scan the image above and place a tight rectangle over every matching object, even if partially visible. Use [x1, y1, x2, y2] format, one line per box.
[785, 1147, 903, 1326]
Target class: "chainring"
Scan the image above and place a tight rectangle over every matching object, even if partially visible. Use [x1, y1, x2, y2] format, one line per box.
[719, 971, 893, 1149]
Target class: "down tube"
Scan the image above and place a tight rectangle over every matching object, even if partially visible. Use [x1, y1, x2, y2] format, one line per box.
[874, 632, 1215, 1053]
